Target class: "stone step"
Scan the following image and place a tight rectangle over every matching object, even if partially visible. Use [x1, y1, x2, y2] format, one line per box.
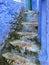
[10, 40, 40, 53]
[21, 30, 38, 33]
[24, 10, 39, 14]
[21, 21, 38, 32]
[2, 52, 37, 65]
[21, 22, 38, 26]
[16, 32, 37, 37]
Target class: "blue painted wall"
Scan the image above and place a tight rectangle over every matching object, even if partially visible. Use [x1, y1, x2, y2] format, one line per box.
[32, 0, 38, 10]
[38, 0, 47, 65]
[47, 0, 49, 64]
[0, 0, 23, 50]
[32, 0, 37, 10]
[38, 0, 41, 42]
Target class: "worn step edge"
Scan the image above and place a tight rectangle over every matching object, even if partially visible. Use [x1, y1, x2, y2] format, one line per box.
[20, 30, 38, 33]
[16, 32, 37, 37]
[2, 52, 37, 65]
[21, 22, 38, 26]
[24, 10, 39, 14]
[10, 40, 40, 52]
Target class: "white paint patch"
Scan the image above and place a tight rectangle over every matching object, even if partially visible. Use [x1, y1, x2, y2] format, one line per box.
[14, 0, 21, 2]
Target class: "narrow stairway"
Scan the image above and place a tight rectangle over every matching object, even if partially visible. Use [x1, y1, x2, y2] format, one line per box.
[2, 10, 40, 65]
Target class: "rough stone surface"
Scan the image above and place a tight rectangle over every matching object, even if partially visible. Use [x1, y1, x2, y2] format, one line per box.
[0, 0, 24, 51]
[0, 0, 23, 43]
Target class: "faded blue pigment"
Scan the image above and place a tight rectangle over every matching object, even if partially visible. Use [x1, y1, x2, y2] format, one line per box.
[0, 0, 23, 50]
[38, 0, 48, 65]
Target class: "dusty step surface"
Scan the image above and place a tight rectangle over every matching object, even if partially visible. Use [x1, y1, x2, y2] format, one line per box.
[10, 40, 40, 53]
[21, 22, 38, 26]
[2, 52, 37, 65]
[21, 22, 38, 32]
[20, 21, 38, 33]
[16, 32, 37, 37]
[21, 26, 38, 33]
[24, 10, 39, 14]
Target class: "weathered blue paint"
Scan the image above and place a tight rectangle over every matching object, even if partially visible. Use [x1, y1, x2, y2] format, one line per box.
[32, 0, 40, 11]
[39, 0, 47, 65]
[32, 0, 37, 10]
[38, 0, 41, 42]
[47, 0, 49, 64]
[0, 0, 23, 50]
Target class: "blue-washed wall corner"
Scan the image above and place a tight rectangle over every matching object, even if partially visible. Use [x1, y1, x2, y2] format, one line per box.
[0, 0, 24, 50]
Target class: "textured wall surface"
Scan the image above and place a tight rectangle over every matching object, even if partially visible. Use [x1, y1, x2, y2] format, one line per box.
[38, 0, 47, 65]
[0, 0, 23, 50]
[47, 0, 49, 64]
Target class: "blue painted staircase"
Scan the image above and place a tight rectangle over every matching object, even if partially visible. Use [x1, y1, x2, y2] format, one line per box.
[2, 10, 40, 65]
